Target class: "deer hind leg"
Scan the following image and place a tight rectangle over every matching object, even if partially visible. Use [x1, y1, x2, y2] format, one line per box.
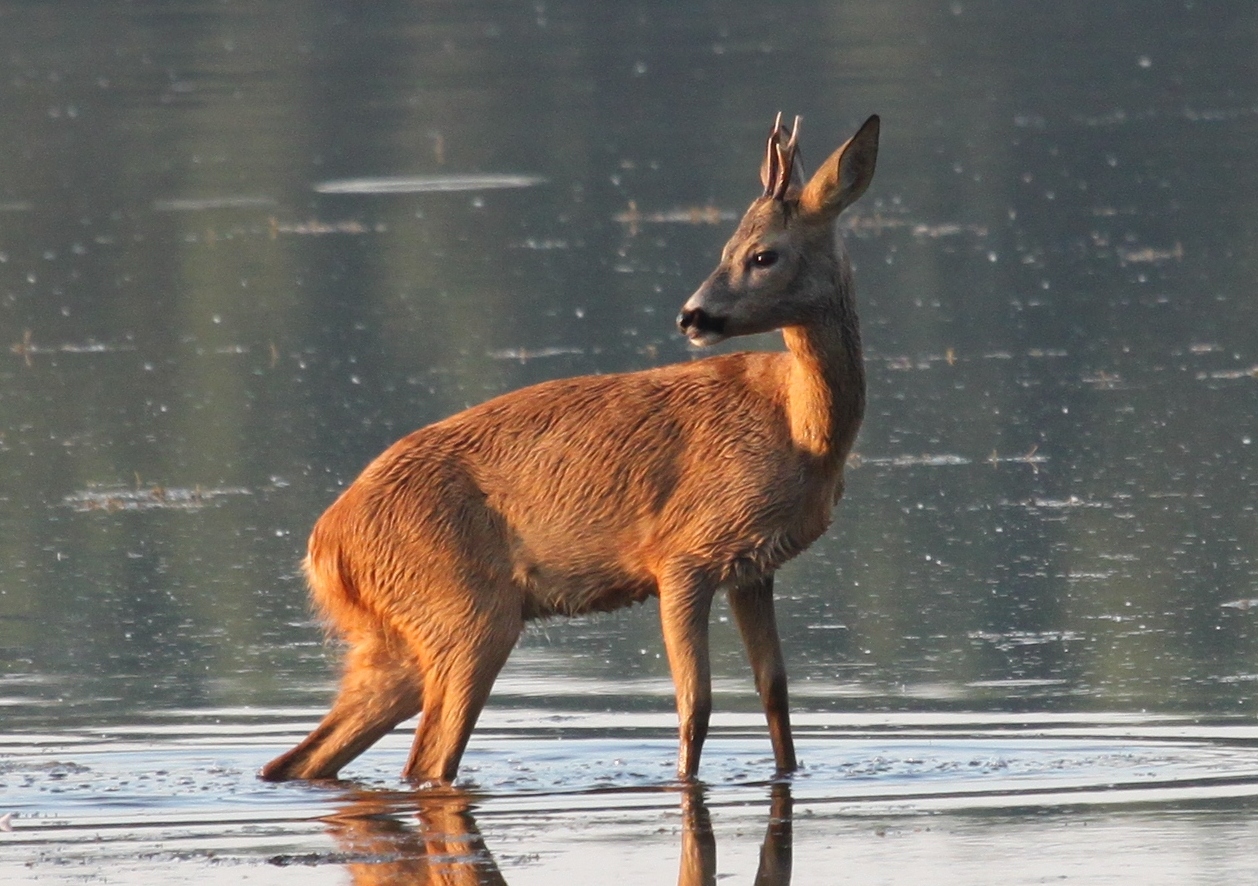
[401, 593, 523, 785]
[261, 625, 422, 782]
[728, 575, 797, 775]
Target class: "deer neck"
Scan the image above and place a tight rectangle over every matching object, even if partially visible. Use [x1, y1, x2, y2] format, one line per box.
[781, 268, 865, 464]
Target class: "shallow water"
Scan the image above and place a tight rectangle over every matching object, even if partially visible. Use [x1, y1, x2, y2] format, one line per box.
[3, 0, 1258, 881]
[6, 709, 1258, 884]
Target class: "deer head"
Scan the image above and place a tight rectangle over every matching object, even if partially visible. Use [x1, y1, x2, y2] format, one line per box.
[678, 114, 880, 346]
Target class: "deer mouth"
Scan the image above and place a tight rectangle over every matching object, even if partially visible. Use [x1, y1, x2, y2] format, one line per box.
[677, 307, 728, 345]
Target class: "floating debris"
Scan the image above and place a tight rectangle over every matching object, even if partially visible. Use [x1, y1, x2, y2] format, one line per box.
[65, 484, 252, 513]
[1082, 370, 1124, 389]
[1024, 496, 1108, 510]
[487, 346, 584, 362]
[872, 349, 1067, 371]
[1066, 571, 1117, 581]
[1090, 206, 1137, 217]
[314, 174, 545, 195]
[614, 202, 738, 225]
[855, 454, 972, 468]
[835, 213, 989, 239]
[10, 329, 32, 366]
[850, 450, 1048, 470]
[910, 222, 989, 238]
[1117, 242, 1183, 265]
[968, 630, 1085, 648]
[269, 218, 387, 237]
[613, 201, 738, 234]
[965, 678, 1070, 689]
[841, 211, 913, 234]
[153, 196, 277, 211]
[1196, 366, 1258, 381]
[883, 355, 936, 371]
[509, 238, 569, 250]
[61, 343, 131, 354]
[1221, 598, 1258, 611]
[987, 447, 1049, 470]
[10, 331, 135, 366]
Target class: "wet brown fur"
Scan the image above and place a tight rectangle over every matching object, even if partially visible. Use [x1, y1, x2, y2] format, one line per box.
[261, 114, 880, 785]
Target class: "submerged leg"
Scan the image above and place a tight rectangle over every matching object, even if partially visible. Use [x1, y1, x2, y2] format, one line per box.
[261, 629, 422, 781]
[677, 785, 717, 886]
[402, 601, 522, 784]
[728, 576, 797, 775]
[754, 782, 794, 885]
[325, 790, 509, 886]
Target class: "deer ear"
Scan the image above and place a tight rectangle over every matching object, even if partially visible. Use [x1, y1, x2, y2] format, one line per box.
[798, 115, 879, 222]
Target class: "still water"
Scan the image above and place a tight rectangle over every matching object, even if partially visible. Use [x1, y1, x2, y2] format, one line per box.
[2, 0, 1258, 882]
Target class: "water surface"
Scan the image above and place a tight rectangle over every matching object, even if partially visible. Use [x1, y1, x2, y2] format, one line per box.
[2, 0, 1258, 881]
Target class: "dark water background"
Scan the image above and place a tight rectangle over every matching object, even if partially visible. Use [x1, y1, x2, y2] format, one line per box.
[2, 1, 1258, 882]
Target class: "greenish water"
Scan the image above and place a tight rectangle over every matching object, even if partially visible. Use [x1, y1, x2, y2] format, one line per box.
[2, 0, 1258, 882]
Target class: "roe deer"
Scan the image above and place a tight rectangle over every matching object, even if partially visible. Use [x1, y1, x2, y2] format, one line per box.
[261, 113, 880, 785]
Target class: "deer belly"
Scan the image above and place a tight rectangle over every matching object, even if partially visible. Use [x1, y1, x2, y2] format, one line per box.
[517, 561, 657, 619]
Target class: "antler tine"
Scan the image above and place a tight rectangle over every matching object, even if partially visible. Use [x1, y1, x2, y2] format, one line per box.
[762, 111, 785, 197]
[769, 113, 802, 201]
[763, 112, 807, 201]
[783, 115, 804, 192]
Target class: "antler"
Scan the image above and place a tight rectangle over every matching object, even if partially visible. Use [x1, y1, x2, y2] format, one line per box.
[760, 113, 803, 201]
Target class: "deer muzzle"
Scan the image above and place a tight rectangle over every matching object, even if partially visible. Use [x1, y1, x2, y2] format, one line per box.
[677, 303, 728, 346]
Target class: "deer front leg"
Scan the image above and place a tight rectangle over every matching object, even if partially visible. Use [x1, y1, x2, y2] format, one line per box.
[658, 572, 716, 781]
[728, 576, 798, 775]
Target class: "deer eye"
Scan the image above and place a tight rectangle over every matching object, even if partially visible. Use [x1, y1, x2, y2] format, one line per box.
[750, 249, 779, 269]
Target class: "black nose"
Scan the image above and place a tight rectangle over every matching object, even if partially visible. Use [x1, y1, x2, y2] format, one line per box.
[677, 307, 724, 335]
[677, 307, 703, 332]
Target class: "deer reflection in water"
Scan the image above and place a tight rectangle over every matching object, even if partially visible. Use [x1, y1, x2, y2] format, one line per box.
[320, 784, 793, 886]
